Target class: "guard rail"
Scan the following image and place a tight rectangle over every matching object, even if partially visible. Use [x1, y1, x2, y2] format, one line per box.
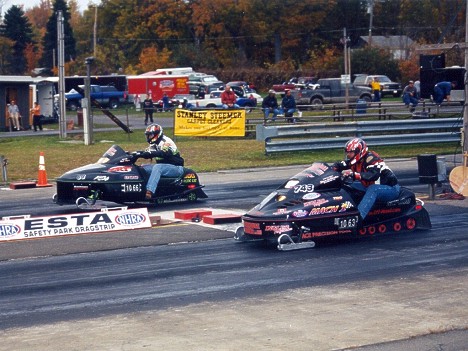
[256, 118, 462, 154]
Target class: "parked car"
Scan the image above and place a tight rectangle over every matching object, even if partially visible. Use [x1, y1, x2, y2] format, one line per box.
[188, 74, 224, 95]
[228, 86, 263, 104]
[226, 81, 257, 91]
[290, 78, 372, 109]
[353, 74, 402, 97]
[272, 76, 317, 93]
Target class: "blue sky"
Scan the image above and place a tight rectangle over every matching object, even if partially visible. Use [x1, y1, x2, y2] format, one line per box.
[2, 0, 102, 14]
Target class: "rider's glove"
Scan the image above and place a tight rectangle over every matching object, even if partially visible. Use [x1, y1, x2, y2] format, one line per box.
[342, 169, 355, 179]
[332, 161, 346, 171]
[141, 151, 152, 159]
[130, 151, 145, 161]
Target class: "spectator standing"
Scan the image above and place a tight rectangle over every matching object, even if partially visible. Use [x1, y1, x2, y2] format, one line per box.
[197, 86, 206, 99]
[402, 80, 419, 112]
[162, 93, 170, 112]
[8, 100, 21, 131]
[142, 95, 154, 126]
[371, 77, 381, 102]
[134, 94, 141, 111]
[414, 80, 421, 98]
[262, 89, 280, 122]
[433, 81, 457, 105]
[221, 85, 239, 109]
[281, 89, 297, 123]
[31, 101, 43, 131]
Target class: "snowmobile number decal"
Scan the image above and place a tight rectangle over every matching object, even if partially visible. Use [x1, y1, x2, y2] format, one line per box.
[293, 184, 314, 193]
[121, 183, 142, 193]
[334, 216, 358, 229]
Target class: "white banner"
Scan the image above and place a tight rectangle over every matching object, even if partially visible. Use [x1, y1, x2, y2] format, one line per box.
[0, 207, 152, 241]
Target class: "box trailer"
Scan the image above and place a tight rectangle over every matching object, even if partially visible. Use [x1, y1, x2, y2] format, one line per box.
[127, 74, 189, 100]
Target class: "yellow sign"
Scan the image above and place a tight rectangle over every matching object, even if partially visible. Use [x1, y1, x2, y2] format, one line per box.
[174, 109, 245, 137]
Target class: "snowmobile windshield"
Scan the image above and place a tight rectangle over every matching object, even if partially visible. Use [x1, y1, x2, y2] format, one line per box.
[97, 145, 127, 164]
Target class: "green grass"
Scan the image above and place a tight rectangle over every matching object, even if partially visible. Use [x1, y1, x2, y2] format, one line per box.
[0, 127, 460, 182]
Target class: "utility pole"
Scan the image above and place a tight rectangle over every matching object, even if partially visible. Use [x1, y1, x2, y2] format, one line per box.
[342, 28, 351, 107]
[367, 0, 374, 47]
[93, 6, 98, 57]
[83, 57, 95, 145]
[57, 10, 67, 139]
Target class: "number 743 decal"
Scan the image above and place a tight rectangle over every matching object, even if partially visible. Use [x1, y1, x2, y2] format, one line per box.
[294, 184, 315, 193]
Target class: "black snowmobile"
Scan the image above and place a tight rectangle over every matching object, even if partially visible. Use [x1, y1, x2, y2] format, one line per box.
[235, 162, 431, 250]
[53, 144, 207, 209]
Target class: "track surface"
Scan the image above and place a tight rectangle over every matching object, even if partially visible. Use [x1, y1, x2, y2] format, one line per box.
[0, 162, 467, 350]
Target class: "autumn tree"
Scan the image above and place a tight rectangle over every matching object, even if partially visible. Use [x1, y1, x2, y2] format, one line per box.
[13, 0, 464, 82]
[40, 0, 76, 70]
[1, 5, 34, 74]
[137, 46, 172, 72]
[0, 37, 15, 74]
[398, 0, 465, 43]
[351, 48, 400, 81]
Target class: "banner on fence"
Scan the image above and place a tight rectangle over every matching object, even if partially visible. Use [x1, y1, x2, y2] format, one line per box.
[0, 207, 151, 241]
[174, 108, 245, 137]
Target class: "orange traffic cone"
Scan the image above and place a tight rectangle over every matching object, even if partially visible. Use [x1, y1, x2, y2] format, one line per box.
[36, 151, 53, 187]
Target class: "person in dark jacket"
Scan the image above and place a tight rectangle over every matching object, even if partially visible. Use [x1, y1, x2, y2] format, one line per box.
[333, 138, 400, 221]
[142, 95, 154, 125]
[133, 124, 184, 199]
[262, 89, 280, 122]
[433, 81, 456, 105]
[281, 89, 297, 123]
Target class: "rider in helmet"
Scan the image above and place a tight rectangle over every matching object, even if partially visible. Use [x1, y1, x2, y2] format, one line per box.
[332, 138, 400, 221]
[135, 123, 184, 199]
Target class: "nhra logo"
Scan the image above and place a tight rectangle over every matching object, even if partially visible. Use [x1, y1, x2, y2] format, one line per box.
[115, 213, 146, 226]
[0, 223, 21, 237]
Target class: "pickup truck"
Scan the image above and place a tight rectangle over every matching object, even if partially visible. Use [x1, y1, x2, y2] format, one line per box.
[290, 78, 372, 109]
[272, 76, 317, 93]
[65, 85, 127, 111]
[353, 74, 402, 97]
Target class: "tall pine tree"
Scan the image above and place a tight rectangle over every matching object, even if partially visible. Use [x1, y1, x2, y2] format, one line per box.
[2, 5, 34, 75]
[40, 0, 76, 70]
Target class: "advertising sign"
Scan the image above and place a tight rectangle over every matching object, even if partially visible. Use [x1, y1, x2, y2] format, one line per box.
[0, 207, 152, 241]
[174, 108, 246, 137]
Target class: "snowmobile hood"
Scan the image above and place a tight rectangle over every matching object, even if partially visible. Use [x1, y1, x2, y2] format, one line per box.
[58, 164, 108, 180]
[245, 162, 356, 219]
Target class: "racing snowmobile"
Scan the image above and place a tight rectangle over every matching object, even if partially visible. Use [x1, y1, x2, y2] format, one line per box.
[53, 144, 207, 209]
[235, 162, 431, 251]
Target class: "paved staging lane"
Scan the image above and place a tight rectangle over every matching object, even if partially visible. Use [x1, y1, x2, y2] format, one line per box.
[0, 212, 467, 350]
[0, 160, 467, 350]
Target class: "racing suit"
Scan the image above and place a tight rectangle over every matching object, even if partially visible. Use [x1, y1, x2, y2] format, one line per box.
[333, 150, 400, 220]
[141, 135, 184, 195]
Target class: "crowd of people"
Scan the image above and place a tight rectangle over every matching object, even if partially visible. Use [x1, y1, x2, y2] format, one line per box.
[5, 76, 457, 133]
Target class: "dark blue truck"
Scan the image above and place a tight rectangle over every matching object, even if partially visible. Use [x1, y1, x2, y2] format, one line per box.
[65, 85, 127, 111]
